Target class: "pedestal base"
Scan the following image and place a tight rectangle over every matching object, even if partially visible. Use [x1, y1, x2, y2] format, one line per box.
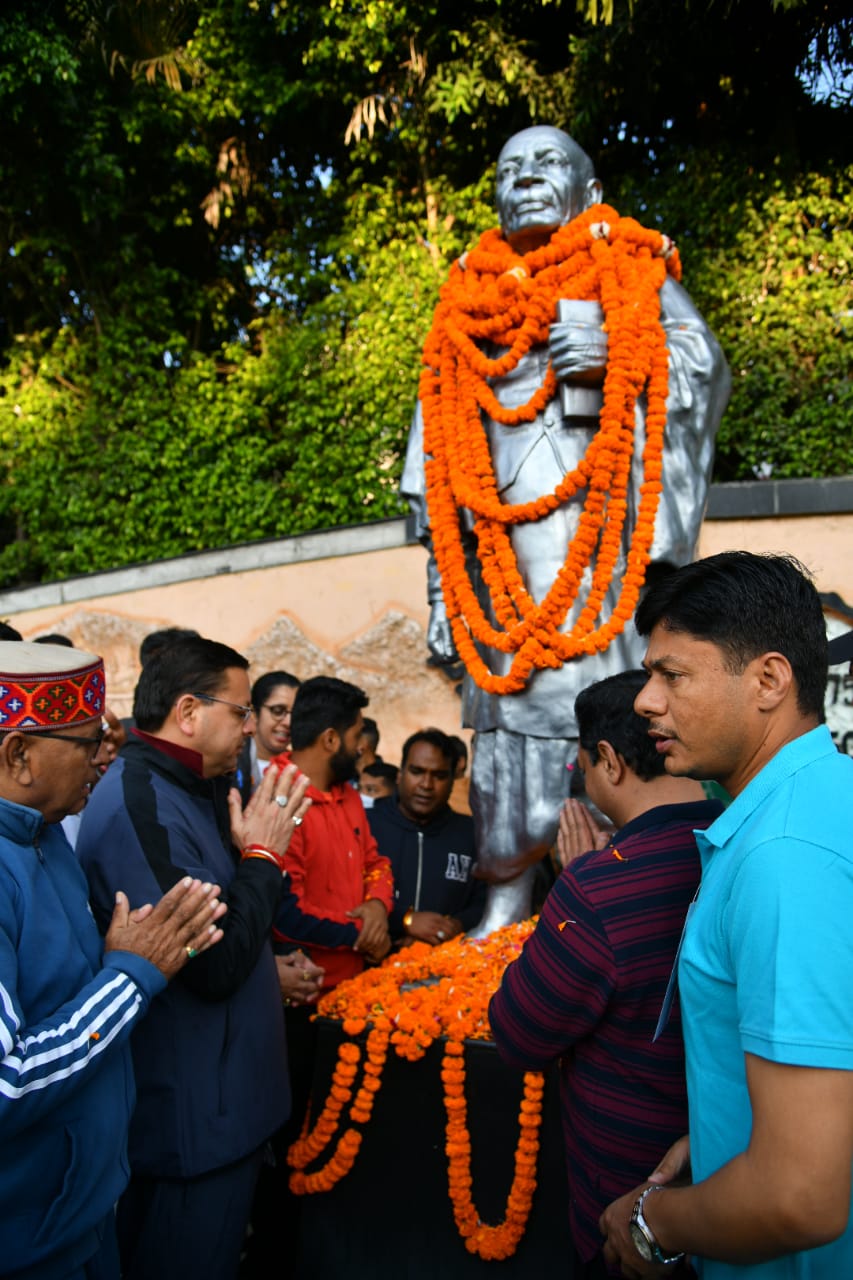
[296, 1019, 573, 1279]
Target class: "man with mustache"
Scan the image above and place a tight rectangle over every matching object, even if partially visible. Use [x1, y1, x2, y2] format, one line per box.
[600, 552, 853, 1279]
[0, 640, 225, 1280]
[271, 675, 393, 988]
[490, 670, 720, 1278]
[256, 676, 393, 1279]
[77, 636, 311, 1280]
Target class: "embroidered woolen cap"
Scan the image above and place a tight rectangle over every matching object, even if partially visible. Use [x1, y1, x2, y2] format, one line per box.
[828, 629, 853, 666]
[0, 642, 106, 731]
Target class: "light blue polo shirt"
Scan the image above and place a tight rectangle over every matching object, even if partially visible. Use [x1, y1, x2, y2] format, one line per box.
[680, 725, 853, 1279]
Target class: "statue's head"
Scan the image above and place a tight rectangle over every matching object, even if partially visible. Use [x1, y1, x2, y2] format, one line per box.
[495, 126, 602, 251]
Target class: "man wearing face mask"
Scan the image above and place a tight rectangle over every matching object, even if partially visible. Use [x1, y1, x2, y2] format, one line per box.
[402, 125, 731, 933]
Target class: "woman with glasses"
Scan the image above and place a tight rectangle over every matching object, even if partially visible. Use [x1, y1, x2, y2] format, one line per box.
[237, 671, 301, 803]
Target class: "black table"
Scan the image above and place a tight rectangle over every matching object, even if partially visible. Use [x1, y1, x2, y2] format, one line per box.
[295, 1018, 574, 1279]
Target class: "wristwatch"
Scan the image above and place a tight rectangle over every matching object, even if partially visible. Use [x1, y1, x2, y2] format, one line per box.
[629, 1185, 685, 1266]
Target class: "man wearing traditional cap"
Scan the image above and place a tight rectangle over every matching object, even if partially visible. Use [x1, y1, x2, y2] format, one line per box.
[0, 640, 226, 1280]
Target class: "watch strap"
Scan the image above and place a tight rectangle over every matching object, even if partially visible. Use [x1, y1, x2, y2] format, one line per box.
[630, 1184, 685, 1267]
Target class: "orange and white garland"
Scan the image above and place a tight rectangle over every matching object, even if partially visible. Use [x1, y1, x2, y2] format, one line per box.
[287, 921, 544, 1261]
[419, 204, 681, 695]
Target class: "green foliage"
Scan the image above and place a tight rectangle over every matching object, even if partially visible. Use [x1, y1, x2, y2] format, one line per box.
[611, 156, 853, 480]
[713, 171, 853, 480]
[0, 173, 495, 584]
[0, 0, 850, 586]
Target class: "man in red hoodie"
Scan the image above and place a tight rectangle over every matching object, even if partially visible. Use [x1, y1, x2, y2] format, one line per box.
[271, 675, 393, 987]
[246, 677, 393, 1279]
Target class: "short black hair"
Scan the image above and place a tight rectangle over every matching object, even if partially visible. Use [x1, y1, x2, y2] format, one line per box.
[289, 676, 368, 751]
[250, 670, 301, 713]
[0, 621, 22, 641]
[400, 728, 456, 770]
[139, 627, 201, 668]
[360, 717, 380, 751]
[363, 760, 399, 784]
[34, 633, 74, 647]
[448, 734, 468, 772]
[575, 671, 665, 782]
[635, 551, 827, 719]
[134, 636, 249, 731]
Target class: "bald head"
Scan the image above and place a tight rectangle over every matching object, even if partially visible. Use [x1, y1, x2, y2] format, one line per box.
[495, 126, 601, 249]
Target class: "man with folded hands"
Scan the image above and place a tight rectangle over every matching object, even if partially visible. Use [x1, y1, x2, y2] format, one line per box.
[77, 636, 323, 1280]
[0, 640, 227, 1280]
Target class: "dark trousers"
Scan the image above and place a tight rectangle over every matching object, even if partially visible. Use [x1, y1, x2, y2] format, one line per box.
[118, 1148, 264, 1280]
[41, 1212, 120, 1280]
[241, 1006, 318, 1280]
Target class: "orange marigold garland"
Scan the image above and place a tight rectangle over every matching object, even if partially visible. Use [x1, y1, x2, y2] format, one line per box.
[287, 922, 544, 1262]
[442, 1038, 544, 1260]
[420, 205, 681, 695]
[288, 1027, 390, 1194]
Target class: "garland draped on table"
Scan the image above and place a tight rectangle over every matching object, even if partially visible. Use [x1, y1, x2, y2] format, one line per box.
[287, 921, 544, 1262]
[419, 204, 682, 696]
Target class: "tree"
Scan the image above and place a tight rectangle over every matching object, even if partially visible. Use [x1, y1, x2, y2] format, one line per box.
[0, 0, 849, 586]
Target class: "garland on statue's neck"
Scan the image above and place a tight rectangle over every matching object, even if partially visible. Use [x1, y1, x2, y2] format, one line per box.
[419, 203, 681, 696]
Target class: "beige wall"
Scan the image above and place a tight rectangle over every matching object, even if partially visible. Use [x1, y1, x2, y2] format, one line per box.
[697, 514, 853, 597]
[6, 512, 853, 771]
[5, 545, 460, 772]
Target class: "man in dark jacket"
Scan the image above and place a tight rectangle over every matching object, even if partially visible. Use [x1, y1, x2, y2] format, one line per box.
[77, 637, 325, 1280]
[367, 728, 485, 945]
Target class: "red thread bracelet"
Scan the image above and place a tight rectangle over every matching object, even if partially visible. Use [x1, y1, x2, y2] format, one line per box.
[241, 845, 288, 874]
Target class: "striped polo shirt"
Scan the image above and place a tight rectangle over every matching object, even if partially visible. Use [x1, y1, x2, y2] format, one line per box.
[489, 799, 721, 1264]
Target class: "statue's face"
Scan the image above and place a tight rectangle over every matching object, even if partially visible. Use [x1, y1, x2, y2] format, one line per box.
[496, 127, 595, 244]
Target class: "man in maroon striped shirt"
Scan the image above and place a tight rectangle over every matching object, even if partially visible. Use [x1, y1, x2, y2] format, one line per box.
[489, 670, 722, 1278]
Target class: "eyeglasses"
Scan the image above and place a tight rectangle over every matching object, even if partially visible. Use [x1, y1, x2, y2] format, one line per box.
[262, 704, 293, 720]
[23, 727, 106, 751]
[192, 692, 253, 723]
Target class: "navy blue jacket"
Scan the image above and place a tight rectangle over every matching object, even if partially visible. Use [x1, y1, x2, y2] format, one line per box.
[77, 736, 291, 1179]
[367, 796, 485, 937]
[0, 797, 165, 1279]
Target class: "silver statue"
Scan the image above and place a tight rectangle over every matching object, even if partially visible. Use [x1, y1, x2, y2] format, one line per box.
[402, 126, 731, 934]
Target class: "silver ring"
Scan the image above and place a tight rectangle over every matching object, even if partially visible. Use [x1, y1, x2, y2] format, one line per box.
[436, 930, 446, 941]
[292, 816, 303, 827]
[275, 795, 288, 808]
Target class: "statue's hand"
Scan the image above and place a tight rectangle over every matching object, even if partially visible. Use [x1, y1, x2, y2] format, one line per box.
[427, 599, 459, 663]
[549, 321, 608, 384]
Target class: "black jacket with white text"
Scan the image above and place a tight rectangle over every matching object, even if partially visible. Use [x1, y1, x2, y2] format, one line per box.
[367, 795, 485, 937]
